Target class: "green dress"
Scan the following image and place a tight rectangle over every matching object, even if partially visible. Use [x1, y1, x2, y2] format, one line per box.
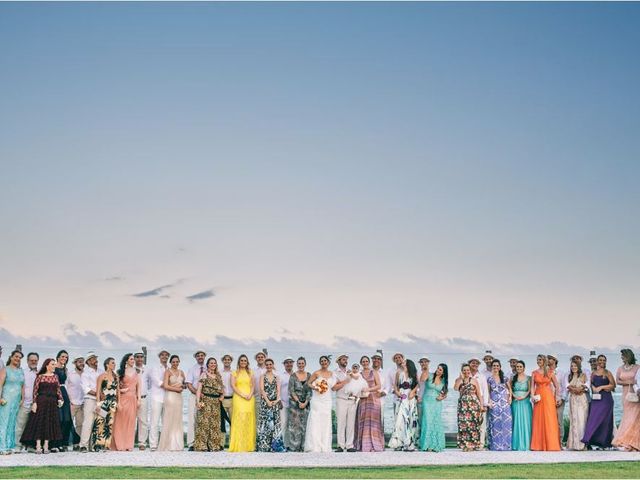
[511, 376, 532, 451]
[419, 374, 446, 452]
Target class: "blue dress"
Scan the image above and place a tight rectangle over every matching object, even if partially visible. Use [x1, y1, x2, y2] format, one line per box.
[0, 367, 25, 452]
[487, 375, 513, 451]
[419, 374, 446, 452]
[511, 376, 532, 451]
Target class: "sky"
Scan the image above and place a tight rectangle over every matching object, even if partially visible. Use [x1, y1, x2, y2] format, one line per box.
[0, 2, 639, 351]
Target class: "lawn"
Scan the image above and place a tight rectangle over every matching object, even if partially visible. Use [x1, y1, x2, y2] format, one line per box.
[1, 462, 639, 479]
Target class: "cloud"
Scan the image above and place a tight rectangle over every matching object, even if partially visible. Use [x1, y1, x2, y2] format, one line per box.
[104, 276, 124, 282]
[132, 284, 175, 298]
[186, 289, 215, 303]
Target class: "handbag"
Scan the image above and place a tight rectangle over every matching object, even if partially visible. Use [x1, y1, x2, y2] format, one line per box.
[591, 393, 602, 400]
[532, 394, 541, 403]
[626, 386, 639, 403]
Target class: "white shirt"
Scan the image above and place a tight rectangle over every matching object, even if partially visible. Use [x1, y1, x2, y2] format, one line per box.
[149, 363, 168, 403]
[343, 374, 368, 398]
[482, 368, 492, 380]
[81, 366, 103, 400]
[553, 368, 568, 401]
[386, 366, 403, 400]
[186, 363, 206, 395]
[279, 371, 292, 407]
[472, 371, 490, 406]
[135, 366, 149, 397]
[22, 368, 38, 408]
[334, 367, 351, 400]
[67, 369, 85, 406]
[221, 369, 233, 397]
[253, 366, 267, 395]
[373, 368, 385, 395]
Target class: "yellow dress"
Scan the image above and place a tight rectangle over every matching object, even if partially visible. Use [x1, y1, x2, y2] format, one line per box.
[228, 369, 256, 452]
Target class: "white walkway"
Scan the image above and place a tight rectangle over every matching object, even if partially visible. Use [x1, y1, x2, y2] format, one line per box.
[1, 449, 639, 468]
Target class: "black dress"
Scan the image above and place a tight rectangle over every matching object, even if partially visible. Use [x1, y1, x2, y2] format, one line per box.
[53, 367, 78, 448]
[20, 375, 63, 444]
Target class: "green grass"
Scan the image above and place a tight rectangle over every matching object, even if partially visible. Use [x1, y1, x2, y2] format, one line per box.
[1, 463, 639, 479]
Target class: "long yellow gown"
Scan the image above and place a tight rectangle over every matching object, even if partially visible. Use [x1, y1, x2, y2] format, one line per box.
[228, 369, 256, 452]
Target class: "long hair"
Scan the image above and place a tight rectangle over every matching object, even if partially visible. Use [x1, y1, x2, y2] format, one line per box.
[236, 354, 251, 374]
[434, 363, 449, 394]
[492, 359, 505, 384]
[406, 359, 418, 387]
[55, 349, 68, 372]
[537, 354, 549, 377]
[205, 357, 219, 375]
[37, 358, 55, 376]
[621, 349, 637, 366]
[568, 360, 583, 383]
[6, 350, 23, 367]
[118, 353, 134, 381]
[103, 357, 115, 372]
[511, 360, 526, 390]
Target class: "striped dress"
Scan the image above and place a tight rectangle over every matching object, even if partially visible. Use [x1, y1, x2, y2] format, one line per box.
[354, 369, 384, 452]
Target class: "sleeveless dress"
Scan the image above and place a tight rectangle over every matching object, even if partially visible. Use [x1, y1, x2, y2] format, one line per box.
[457, 379, 482, 450]
[419, 374, 445, 452]
[257, 374, 286, 452]
[111, 371, 139, 451]
[304, 372, 336, 452]
[0, 367, 25, 452]
[581, 373, 614, 448]
[612, 365, 640, 451]
[91, 376, 118, 451]
[21, 375, 63, 445]
[229, 369, 256, 452]
[388, 371, 418, 450]
[53, 367, 77, 449]
[354, 369, 384, 452]
[158, 372, 185, 451]
[287, 373, 311, 452]
[566, 373, 588, 450]
[487, 375, 512, 451]
[511, 375, 532, 451]
[194, 373, 224, 451]
[530, 371, 560, 451]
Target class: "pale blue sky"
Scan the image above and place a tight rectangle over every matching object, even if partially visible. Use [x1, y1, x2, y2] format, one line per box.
[1, 2, 638, 347]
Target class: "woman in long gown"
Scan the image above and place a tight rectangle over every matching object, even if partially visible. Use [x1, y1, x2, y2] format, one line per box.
[0, 350, 25, 454]
[454, 363, 484, 451]
[194, 357, 224, 451]
[419, 363, 448, 452]
[530, 354, 560, 451]
[111, 354, 141, 451]
[389, 359, 419, 451]
[566, 360, 589, 451]
[52, 350, 77, 452]
[287, 357, 311, 452]
[582, 354, 616, 449]
[354, 356, 384, 452]
[612, 349, 640, 451]
[158, 355, 185, 451]
[91, 357, 119, 451]
[487, 359, 513, 451]
[229, 354, 256, 452]
[20, 358, 64, 453]
[510, 360, 532, 451]
[305, 355, 338, 453]
[257, 358, 286, 452]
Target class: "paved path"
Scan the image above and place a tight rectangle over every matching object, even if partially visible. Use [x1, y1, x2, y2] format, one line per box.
[1, 449, 639, 468]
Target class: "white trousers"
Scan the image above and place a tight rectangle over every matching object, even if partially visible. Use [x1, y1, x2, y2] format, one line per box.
[15, 406, 30, 448]
[70, 404, 84, 445]
[281, 404, 289, 449]
[479, 410, 488, 447]
[149, 400, 164, 449]
[137, 398, 149, 446]
[80, 398, 96, 449]
[556, 401, 566, 444]
[336, 397, 357, 449]
[187, 394, 197, 447]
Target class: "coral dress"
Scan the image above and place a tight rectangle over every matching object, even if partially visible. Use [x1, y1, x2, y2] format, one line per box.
[111, 371, 139, 451]
[530, 371, 560, 451]
[612, 365, 640, 451]
[228, 370, 256, 452]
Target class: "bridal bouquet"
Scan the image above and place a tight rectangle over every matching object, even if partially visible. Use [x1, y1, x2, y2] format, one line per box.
[313, 378, 329, 394]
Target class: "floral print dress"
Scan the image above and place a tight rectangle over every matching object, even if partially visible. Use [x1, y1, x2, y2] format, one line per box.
[388, 372, 419, 450]
[194, 373, 224, 451]
[457, 379, 482, 451]
[257, 374, 286, 452]
[91, 376, 118, 450]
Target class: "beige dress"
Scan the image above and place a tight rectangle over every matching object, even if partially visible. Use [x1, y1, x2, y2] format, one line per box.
[566, 373, 588, 450]
[158, 371, 185, 451]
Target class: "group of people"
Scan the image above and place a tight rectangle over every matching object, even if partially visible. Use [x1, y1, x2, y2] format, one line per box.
[0, 345, 638, 455]
[453, 350, 640, 452]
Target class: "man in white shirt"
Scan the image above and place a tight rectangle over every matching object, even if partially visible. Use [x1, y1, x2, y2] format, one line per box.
[547, 354, 567, 446]
[67, 356, 85, 451]
[220, 354, 234, 437]
[508, 357, 519, 376]
[79, 351, 102, 452]
[333, 354, 354, 452]
[469, 356, 489, 449]
[386, 353, 405, 422]
[149, 350, 170, 451]
[134, 352, 150, 450]
[482, 352, 494, 379]
[371, 354, 385, 429]
[417, 356, 430, 423]
[15, 352, 39, 452]
[280, 357, 294, 450]
[253, 351, 267, 420]
[185, 350, 206, 450]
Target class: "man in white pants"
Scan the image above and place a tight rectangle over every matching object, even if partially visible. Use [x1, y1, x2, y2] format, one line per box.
[333, 354, 355, 452]
[149, 350, 169, 451]
[185, 350, 206, 450]
[67, 356, 85, 450]
[279, 357, 294, 449]
[134, 352, 150, 450]
[15, 352, 39, 452]
[469, 356, 489, 449]
[79, 352, 102, 452]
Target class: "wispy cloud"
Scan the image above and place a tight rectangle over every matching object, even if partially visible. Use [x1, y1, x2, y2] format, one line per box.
[132, 284, 175, 298]
[186, 289, 215, 303]
[104, 276, 124, 282]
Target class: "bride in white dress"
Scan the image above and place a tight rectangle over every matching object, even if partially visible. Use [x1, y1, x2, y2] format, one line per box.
[304, 355, 337, 453]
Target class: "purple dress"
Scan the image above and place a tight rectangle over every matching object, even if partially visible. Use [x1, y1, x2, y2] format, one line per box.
[487, 375, 513, 451]
[581, 374, 614, 448]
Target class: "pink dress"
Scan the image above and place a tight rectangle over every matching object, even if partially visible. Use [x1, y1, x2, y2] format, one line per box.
[111, 371, 139, 451]
[612, 365, 640, 451]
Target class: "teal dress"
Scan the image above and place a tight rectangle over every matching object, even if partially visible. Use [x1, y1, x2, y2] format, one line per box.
[511, 375, 532, 451]
[0, 367, 25, 452]
[419, 374, 446, 452]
